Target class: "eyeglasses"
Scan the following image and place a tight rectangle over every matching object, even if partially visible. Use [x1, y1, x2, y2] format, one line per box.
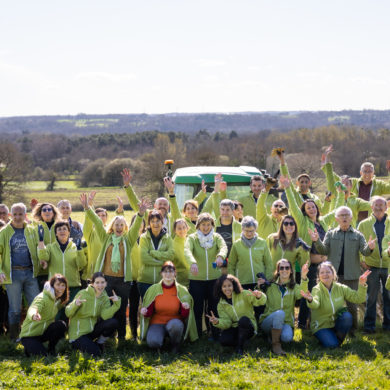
[42, 207, 53, 212]
[279, 266, 290, 271]
[162, 268, 175, 273]
[283, 221, 295, 226]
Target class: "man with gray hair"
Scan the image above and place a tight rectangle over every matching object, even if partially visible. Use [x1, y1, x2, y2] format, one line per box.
[0, 204, 10, 225]
[0, 203, 40, 340]
[309, 205, 376, 330]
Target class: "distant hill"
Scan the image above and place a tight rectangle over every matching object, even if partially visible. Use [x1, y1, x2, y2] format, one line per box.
[1, 110, 390, 135]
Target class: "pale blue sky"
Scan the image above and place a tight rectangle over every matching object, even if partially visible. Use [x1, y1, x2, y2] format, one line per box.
[1, 0, 389, 116]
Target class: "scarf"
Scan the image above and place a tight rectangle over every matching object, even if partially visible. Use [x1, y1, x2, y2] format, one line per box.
[111, 234, 123, 273]
[197, 229, 214, 249]
[241, 232, 258, 248]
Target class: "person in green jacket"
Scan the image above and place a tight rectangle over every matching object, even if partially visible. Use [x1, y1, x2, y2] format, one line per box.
[207, 274, 266, 355]
[80, 192, 148, 341]
[65, 272, 121, 356]
[185, 212, 228, 340]
[172, 219, 190, 287]
[301, 262, 370, 348]
[38, 220, 87, 321]
[0, 202, 40, 340]
[259, 260, 309, 355]
[20, 274, 68, 356]
[266, 215, 310, 273]
[140, 261, 197, 352]
[279, 174, 342, 330]
[31, 202, 61, 290]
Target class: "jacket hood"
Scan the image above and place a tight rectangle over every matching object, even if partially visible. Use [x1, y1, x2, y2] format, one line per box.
[43, 281, 56, 300]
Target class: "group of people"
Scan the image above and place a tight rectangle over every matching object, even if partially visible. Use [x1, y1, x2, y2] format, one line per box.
[0, 145, 390, 357]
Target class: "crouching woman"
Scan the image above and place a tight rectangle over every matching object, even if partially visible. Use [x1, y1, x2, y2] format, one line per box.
[208, 274, 266, 355]
[65, 272, 121, 356]
[140, 261, 198, 352]
[20, 274, 69, 356]
[301, 262, 370, 348]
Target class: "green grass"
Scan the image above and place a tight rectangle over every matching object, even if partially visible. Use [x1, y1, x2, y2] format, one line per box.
[0, 330, 389, 389]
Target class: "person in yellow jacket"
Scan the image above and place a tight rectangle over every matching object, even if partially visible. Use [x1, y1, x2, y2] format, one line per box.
[38, 220, 87, 321]
[207, 274, 266, 355]
[19, 274, 68, 356]
[259, 260, 309, 355]
[172, 219, 190, 287]
[80, 192, 148, 341]
[185, 213, 228, 340]
[301, 262, 370, 348]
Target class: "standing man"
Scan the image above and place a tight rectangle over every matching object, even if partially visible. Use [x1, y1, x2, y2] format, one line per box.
[309, 206, 375, 331]
[0, 203, 40, 340]
[358, 196, 390, 333]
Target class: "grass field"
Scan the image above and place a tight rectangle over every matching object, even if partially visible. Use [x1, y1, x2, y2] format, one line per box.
[0, 329, 389, 389]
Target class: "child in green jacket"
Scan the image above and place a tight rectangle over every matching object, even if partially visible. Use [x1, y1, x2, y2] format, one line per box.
[208, 274, 266, 355]
[20, 274, 68, 356]
[301, 262, 370, 348]
[65, 272, 121, 356]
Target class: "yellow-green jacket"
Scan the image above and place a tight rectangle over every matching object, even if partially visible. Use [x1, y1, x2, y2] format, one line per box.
[138, 229, 174, 284]
[140, 280, 198, 341]
[20, 282, 63, 338]
[185, 232, 228, 281]
[260, 278, 308, 327]
[256, 191, 280, 239]
[172, 235, 190, 287]
[357, 214, 390, 268]
[308, 281, 367, 333]
[239, 191, 278, 218]
[0, 222, 39, 284]
[38, 240, 87, 287]
[228, 237, 273, 283]
[65, 285, 121, 341]
[215, 290, 267, 332]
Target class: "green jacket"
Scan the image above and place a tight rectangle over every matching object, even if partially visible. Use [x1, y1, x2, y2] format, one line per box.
[256, 191, 280, 239]
[65, 285, 121, 341]
[228, 237, 273, 283]
[321, 162, 371, 226]
[185, 232, 228, 281]
[357, 214, 390, 268]
[83, 212, 104, 281]
[38, 240, 87, 287]
[280, 163, 324, 213]
[138, 229, 174, 284]
[140, 280, 198, 342]
[215, 217, 242, 244]
[314, 226, 372, 280]
[308, 281, 367, 333]
[86, 208, 142, 282]
[266, 234, 309, 272]
[285, 185, 342, 248]
[260, 278, 308, 327]
[172, 235, 189, 282]
[383, 236, 390, 290]
[130, 242, 141, 281]
[239, 191, 278, 218]
[19, 282, 63, 338]
[0, 222, 40, 284]
[215, 290, 267, 332]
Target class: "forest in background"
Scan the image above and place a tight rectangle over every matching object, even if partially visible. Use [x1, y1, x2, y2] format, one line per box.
[1, 124, 390, 205]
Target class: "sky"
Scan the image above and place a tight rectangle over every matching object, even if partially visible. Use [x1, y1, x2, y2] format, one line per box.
[1, 0, 390, 116]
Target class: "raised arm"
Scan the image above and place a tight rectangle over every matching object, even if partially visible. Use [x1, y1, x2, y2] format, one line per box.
[121, 168, 141, 213]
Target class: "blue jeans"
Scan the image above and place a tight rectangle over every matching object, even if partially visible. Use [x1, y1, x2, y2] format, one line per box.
[314, 311, 352, 348]
[260, 310, 294, 343]
[5, 269, 39, 325]
[364, 267, 390, 330]
[146, 319, 184, 349]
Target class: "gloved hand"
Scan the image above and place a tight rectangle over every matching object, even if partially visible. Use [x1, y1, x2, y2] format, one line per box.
[38, 225, 45, 242]
[75, 238, 82, 251]
[212, 259, 228, 269]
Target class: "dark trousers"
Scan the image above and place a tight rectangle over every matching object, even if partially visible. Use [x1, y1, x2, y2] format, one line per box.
[138, 282, 152, 300]
[36, 275, 48, 292]
[129, 281, 140, 339]
[189, 279, 219, 339]
[21, 320, 67, 356]
[242, 283, 265, 321]
[298, 263, 318, 328]
[219, 316, 254, 349]
[72, 318, 118, 356]
[0, 287, 8, 334]
[105, 276, 131, 339]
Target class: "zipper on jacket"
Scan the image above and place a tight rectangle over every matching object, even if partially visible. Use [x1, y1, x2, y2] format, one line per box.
[372, 224, 382, 268]
[249, 248, 255, 283]
[77, 320, 80, 336]
[328, 289, 335, 315]
[62, 252, 65, 278]
[205, 248, 209, 280]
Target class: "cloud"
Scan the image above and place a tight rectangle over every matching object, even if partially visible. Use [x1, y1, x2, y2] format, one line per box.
[194, 59, 227, 67]
[74, 71, 137, 82]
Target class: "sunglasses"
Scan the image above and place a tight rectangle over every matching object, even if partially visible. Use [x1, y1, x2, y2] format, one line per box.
[274, 204, 284, 208]
[42, 207, 53, 212]
[279, 266, 291, 271]
[283, 221, 295, 226]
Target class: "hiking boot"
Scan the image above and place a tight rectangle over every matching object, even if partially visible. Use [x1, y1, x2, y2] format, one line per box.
[271, 328, 286, 356]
